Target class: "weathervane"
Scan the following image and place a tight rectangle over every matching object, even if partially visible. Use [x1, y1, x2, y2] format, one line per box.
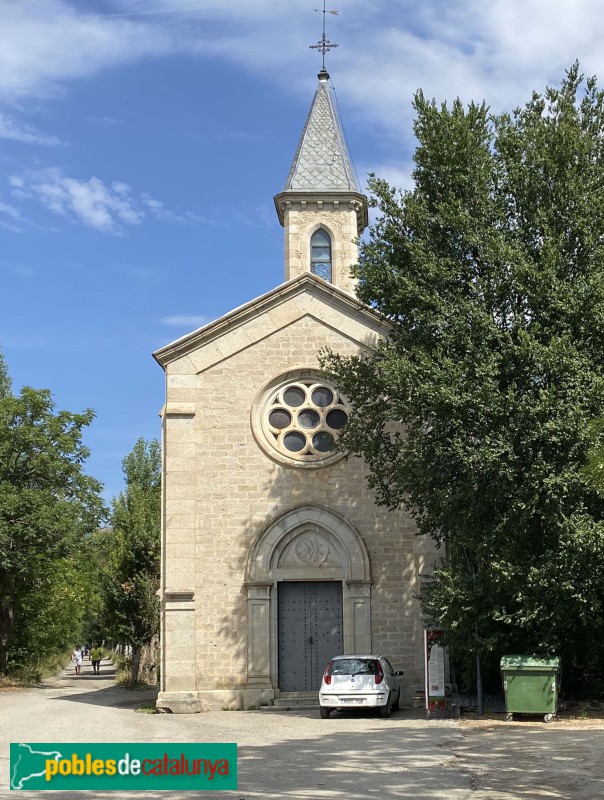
[310, 1, 339, 76]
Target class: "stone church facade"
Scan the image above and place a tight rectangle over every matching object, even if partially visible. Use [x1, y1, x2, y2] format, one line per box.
[154, 68, 437, 713]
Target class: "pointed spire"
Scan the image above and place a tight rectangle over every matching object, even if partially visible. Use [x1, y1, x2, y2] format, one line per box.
[283, 72, 358, 193]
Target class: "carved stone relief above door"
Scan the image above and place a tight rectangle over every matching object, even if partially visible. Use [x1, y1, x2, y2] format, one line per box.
[277, 528, 341, 569]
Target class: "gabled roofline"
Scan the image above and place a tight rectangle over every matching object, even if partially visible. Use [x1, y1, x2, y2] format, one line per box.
[152, 273, 390, 368]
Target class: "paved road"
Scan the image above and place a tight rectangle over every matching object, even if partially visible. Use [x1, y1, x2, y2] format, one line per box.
[1, 660, 603, 799]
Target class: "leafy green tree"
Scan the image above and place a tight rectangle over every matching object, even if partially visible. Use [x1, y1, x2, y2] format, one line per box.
[105, 439, 161, 683]
[78, 527, 114, 645]
[0, 354, 105, 674]
[9, 556, 87, 677]
[324, 65, 604, 696]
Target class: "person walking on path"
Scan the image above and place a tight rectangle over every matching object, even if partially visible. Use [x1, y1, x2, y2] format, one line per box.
[90, 643, 103, 675]
[72, 645, 83, 675]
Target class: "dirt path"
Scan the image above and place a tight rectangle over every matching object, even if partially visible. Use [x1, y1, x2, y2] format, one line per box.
[452, 718, 604, 799]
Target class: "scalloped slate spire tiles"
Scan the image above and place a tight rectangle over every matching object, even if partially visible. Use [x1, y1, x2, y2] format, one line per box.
[284, 75, 358, 192]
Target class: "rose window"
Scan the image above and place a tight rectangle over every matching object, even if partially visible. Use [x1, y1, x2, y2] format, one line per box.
[253, 374, 350, 467]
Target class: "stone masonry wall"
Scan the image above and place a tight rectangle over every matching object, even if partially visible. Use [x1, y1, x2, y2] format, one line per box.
[162, 306, 440, 705]
[283, 204, 359, 294]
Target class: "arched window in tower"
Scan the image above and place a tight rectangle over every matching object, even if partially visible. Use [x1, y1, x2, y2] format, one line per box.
[310, 229, 332, 282]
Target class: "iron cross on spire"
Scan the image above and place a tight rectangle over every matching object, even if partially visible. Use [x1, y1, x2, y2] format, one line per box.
[310, 1, 339, 74]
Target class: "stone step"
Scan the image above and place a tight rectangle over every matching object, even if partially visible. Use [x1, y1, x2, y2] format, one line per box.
[262, 692, 320, 711]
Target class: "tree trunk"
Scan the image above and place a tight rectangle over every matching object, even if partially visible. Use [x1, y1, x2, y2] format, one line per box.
[130, 646, 141, 684]
[0, 591, 15, 675]
[139, 634, 159, 684]
[476, 652, 484, 716]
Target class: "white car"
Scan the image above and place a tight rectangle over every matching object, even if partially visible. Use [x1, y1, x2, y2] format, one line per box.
[319, 654, 403, 718]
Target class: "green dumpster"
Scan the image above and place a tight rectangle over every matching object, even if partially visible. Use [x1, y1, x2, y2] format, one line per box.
[500, 656, 560, 722]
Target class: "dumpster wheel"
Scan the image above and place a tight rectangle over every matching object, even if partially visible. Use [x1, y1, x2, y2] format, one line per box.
[506, 713, 514, 721]
[544, 713, 556, 723]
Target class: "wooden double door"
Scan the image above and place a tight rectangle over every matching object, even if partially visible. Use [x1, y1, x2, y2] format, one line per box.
[277, 581, 343, 692]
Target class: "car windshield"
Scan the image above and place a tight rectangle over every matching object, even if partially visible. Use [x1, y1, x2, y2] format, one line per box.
[329, 659, 378, 676]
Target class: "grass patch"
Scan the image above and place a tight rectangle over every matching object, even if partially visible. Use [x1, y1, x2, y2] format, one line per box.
[111, 650, 159, 689]
[4, 651, 72, 686]
[0, 676, 29, 692]
[135, 701, 158, 714]
[115, 671, 152, 689]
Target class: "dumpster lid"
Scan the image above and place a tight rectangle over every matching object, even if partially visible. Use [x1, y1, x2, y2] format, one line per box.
[500, 655, 560, 670]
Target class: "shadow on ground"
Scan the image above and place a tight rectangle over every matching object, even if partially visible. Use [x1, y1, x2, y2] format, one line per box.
[33, 721, 604, 800]
[451, 725, 604, 799]
[49, 685, 158, 708]
[52, 669, 118, 683]
[50, 686, 159, 708]
[45, 665, 158, 709]
[14, 720, 468, 800]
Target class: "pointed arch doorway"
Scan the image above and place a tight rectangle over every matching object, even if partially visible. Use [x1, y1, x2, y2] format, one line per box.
[244, 506, 372, 703]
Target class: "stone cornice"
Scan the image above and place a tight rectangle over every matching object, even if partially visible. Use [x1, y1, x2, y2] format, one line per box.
[274, 189, 368, 234]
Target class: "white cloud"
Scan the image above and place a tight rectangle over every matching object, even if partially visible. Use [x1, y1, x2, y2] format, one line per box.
[112, 181, 131, 196]
[1, 0, 604, 148]
[0, 198, 28, 232]
[160, 315, 210, 328]
[194, 0, 604, 136]
[7, 169, 205, 233]
[160, 1, 604, 145]
[357, 162, 415, 194]
[0, 0, 174, 103]
[0, 199, 24, 221]
[10, 168, 143, 232]
[311, 1, 604, 146]
[140, 193, 175, 220]
[0, 113, 61, 145]
[141, 194, 163, 211]
[140, 192, 212, 225]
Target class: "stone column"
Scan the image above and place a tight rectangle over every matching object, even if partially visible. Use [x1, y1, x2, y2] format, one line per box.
[157, 590, 198, 713]
[156, 403, 199, 713]
[345, 581, 372, 653]
[243, 583, 274, 709]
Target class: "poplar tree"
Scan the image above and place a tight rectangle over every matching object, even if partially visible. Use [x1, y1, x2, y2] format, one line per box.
[105, 439, 161, 684]
[324, 65, 604, 695]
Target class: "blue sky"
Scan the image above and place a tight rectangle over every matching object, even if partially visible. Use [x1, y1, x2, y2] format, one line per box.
[2, 0, 604, 503]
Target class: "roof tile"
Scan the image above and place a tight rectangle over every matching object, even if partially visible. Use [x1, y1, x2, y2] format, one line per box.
[283, 79, 358, 192]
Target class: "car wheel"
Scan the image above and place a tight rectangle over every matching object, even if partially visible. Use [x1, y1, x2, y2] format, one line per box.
[380, 698, 391, 718]
[320, 707, 331, 719]
[392, 689, 400, 711]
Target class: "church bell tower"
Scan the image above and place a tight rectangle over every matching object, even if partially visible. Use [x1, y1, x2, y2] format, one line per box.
[274, 67, 368, 295]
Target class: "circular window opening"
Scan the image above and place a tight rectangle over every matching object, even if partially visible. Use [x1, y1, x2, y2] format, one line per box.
[326, 408, 348, 429]
[312, 387, 333, 407]
[253, 372, 351, 468]
[283, 386, 305, 407]
[298, 409, 320, 429]
[269, 409, 291, 429]
[312, 431, 335, 452]
[283, 431, 306, 452]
